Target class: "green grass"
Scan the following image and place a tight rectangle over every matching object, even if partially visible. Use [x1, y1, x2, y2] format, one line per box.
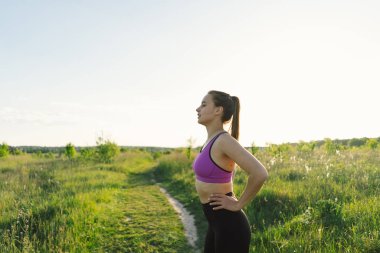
[2, 145, 378, 252]
[0, 150, 190, 252]
[153, 150, 207, 251]
[154, 147, 380, 252]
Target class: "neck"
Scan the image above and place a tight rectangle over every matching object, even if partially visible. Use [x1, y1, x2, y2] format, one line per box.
[206, 125, 225, 139]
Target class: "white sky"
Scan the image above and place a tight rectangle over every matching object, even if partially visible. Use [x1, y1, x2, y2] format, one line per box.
[1, 1, 379, 147]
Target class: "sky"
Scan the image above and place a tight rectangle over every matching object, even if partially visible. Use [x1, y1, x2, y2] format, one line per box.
[1, 0, 379, 148]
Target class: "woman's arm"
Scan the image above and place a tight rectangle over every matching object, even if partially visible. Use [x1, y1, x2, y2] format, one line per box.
[209, 135, 268, 211]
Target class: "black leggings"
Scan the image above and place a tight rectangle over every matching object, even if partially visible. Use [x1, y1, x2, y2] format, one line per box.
[201, 192, 251, 253]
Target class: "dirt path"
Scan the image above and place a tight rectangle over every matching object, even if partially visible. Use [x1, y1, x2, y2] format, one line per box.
[123, 162, 193, 252]
[158, 186, 198, 249]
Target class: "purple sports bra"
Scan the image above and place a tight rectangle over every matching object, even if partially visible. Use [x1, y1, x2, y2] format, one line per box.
[192, 131, 233, 183]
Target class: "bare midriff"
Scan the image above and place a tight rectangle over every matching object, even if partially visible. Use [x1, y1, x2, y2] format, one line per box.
[195, 179, 234, 204]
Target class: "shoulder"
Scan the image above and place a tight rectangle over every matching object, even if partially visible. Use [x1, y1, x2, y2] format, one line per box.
[217, 132, 244, 151]
[216, 133, 264, 175]
[218, 132, 239, 144]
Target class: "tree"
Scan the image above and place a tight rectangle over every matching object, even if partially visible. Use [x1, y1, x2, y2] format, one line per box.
[323, 138, 340, 155]
[65, 143, 76, 160]
[186, 137, 196, 159]
[348, 138, 366, 147]
[250, 141, 259, 155]
[0, 142, 9, 158]
[95, 137, 120, 163]
[366, 138, 378, 150]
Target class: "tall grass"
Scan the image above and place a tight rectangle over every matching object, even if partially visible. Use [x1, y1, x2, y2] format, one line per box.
[0, 150, 189, 252]
[2, 145, 378, 252]
[154, 146, 380, 252]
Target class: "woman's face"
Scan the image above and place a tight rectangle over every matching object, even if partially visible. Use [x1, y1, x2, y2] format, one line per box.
[196, 94, 221, 125]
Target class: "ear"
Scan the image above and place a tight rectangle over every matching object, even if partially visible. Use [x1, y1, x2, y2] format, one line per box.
[215, 106, 223, 115]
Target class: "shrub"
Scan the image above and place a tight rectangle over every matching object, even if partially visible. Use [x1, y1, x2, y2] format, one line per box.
[79, 148, 95, 161]
[366, 138, 378, 150]
[0, 142, 10, 158]
[10, 147, 23, 155]
[267, 143, 292, 158]
[186, 137, 195, 159]
[349, 138, 366, 147]
[297, 141, 316, 155]
[95, 137, 120, 163]
[250, 141, 260, 155]
[323, 138, 341, 155]
[152, 151, 162, 160]
[65, 143, 76, 160]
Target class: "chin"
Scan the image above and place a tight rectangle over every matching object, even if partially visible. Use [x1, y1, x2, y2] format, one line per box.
[197, 119, 204, 125]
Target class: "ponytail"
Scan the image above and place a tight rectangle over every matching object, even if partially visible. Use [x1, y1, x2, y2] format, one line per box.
[230, 96, 240, 140]
[208, 90, 240, 140]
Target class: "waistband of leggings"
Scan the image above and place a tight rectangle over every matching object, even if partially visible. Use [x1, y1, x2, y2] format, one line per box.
[202, 192, 233, 207]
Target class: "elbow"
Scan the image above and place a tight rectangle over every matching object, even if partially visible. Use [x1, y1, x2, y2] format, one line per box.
[259, 168, 268, 183]
[249, 165, 268, 183]
[262, 169, 269, 181]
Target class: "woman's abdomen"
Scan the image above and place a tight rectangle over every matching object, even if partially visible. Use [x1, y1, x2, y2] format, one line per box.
[195, 179, 233, 204]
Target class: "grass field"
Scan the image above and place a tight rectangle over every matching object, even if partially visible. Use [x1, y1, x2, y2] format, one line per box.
[1, 143, 379, 252]
[154, 145, 380, 252]
[0, 150, 190, 253]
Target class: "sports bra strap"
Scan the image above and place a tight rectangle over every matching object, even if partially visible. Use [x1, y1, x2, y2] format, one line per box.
[200, 131, 227, 152]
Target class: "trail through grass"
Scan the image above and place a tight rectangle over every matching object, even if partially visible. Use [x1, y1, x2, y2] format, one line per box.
[0, 151, 191, 252]
[3, 144, 378, 252]
[154, 147, 380, 252]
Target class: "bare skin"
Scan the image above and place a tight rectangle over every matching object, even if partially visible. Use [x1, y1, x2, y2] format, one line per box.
[195, 132, 236, 204]
[195, 94, 268, 211]
[195, 180, 234, 204]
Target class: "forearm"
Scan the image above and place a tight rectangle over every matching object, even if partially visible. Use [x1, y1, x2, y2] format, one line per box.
[236, 173, 267, 210]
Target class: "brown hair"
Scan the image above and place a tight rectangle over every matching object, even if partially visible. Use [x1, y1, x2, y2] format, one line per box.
[208, 90, 240, 140]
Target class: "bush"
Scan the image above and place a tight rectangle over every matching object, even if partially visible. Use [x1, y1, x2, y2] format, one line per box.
[10, 147, 23, 155]
[267, 143, 292, 157]
[95, 137, 120, 163]
[0, 143, 10, 158]
[152, 151, 162, 160]
[79, 148, 95, 162]
[65, 143, 76, 160]
[366, 139, 378, 150]
[250, 142, 260, 155]
[297, 141, 316, 155]
[349, 138, 366, 147]
[323, 138, 342, 155]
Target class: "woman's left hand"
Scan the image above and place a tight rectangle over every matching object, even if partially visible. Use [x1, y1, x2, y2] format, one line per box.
[208, 193, 241, 211]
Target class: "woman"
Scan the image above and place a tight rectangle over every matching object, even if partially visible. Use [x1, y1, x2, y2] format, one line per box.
[192, 90, 268, 253]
